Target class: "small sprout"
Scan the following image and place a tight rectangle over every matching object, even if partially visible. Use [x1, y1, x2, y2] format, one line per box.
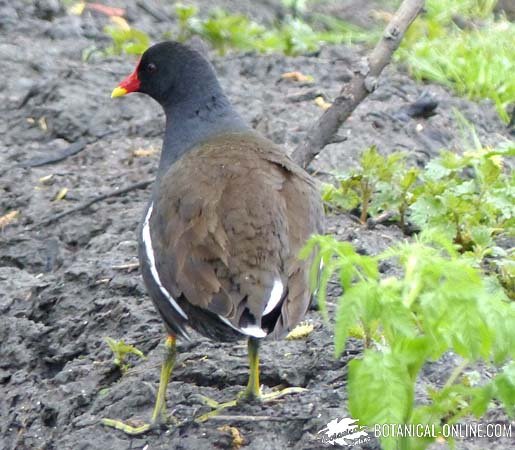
[348, 324, 365, 340]
[105, 337, 145, 373]
[286, 322, 314, 340]
[462, 370, 481, 387]
[103, 22, 150, 56]
[175, 4, 198, 42]
[98, 388, 110, 397]
[324, 146, 408, 224]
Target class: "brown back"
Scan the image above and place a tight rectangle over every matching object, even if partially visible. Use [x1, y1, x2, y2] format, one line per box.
[150, 132, 323, 339]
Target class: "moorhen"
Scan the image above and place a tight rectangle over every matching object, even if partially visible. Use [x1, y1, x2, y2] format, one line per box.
[103, 41, 323, 434]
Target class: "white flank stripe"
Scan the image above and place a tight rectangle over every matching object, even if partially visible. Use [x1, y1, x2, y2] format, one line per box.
[142, 204, 188, 320]
[263, 278, 284, 316]
[313, 259, 324, 296]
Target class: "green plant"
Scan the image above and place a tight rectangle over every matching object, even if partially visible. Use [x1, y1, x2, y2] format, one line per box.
[103, 23, 150, 56]
[399, 0, 515, 122]
[193, 9, 266, 56]
[175, 4, 199, 42]
[302, 231, 515, 450]
[174, 7, 372, 56]
[96, 4, 373, 58]
[420, 0, 497, 22]
[105, 337, 145, 373]
[260, 18, 326, 55]
[322, 146, 412, 225]
[324, 139, 514, 263]
[409, 144, 514, 255]
[494, 253, 515, 300]
[282, 0, 308, 16]
[311, 13, 380, 45]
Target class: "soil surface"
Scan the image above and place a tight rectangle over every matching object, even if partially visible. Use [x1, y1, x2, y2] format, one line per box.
[0, 1, 513, 450]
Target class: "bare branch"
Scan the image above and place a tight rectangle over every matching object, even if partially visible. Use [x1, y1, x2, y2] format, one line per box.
[31, 179, 152, 229]
[205, 415, 311, 422]
[291, 0, 425, 169]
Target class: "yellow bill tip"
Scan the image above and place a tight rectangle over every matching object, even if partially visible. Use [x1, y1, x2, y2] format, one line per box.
[111, 86, 128, 98]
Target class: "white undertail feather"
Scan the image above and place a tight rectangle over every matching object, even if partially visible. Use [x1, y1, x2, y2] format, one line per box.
[216, 315, 267, 338]
[142, 204, 188, 320]
[217, 277, 284, 339]
[240, 324, 267, 338]
[263, 278, 284, 316]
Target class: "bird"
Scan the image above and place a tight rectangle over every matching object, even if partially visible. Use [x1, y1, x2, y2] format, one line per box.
[103, 41, 323, 435]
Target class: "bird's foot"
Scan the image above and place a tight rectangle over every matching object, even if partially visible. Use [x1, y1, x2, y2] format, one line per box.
[195, 386, 306, 423]
[102, 335, 178, 436]
[258, 386, 307, 402]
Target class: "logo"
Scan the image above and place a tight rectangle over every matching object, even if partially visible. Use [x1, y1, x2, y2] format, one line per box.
[317, 418, 513, 447]
[317, 417, 371, 447]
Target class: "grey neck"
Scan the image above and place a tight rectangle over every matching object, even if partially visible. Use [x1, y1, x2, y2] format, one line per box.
[157, 93, 248, 178]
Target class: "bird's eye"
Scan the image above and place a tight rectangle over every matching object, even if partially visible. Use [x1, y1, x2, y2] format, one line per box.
[147, 63, 157, 73]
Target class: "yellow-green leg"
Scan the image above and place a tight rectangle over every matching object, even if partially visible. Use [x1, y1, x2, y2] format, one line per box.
[242, 336, 261, 400]
[196, 337, 306, 422]
[102, 335, 177, 435]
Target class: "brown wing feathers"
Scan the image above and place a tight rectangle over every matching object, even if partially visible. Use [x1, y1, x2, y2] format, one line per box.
[151, 132, 322, 339]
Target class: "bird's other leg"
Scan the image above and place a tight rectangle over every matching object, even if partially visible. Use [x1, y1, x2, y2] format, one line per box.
[241, 335, 262, 400]
[196, 337, 305, 422]
[102, 335, 177, 435]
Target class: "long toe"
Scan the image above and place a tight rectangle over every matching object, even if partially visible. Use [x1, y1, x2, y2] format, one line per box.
[194, 386, 307, 423]
[101, 417, 157, 436]
[260, 386, 307, 402]
[194, 395, 239, 423]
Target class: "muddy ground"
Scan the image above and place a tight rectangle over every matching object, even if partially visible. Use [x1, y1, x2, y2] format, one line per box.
[0, 1, 513, 450]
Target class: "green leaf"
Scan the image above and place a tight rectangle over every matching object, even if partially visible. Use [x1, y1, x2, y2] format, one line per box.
[493, 361, 515, 417]
[391, 336, 431, 381]
[378, 279, 419, 344]
[476, 283, 515, 363]
[349, 351, 413, 450]
[334, 281, 380, 356]
[477, 156, 502, 186]
[469, 384, 495, 417]
[447, 297, 493, 359]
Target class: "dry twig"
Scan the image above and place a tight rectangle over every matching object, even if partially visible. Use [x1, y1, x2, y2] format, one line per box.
[207, 415, 310, 422]
[32, 179, 152, 229]
[291, 0, 425, 168]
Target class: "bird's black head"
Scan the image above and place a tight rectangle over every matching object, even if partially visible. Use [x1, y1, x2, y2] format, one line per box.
[111, 41, 221, 107]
